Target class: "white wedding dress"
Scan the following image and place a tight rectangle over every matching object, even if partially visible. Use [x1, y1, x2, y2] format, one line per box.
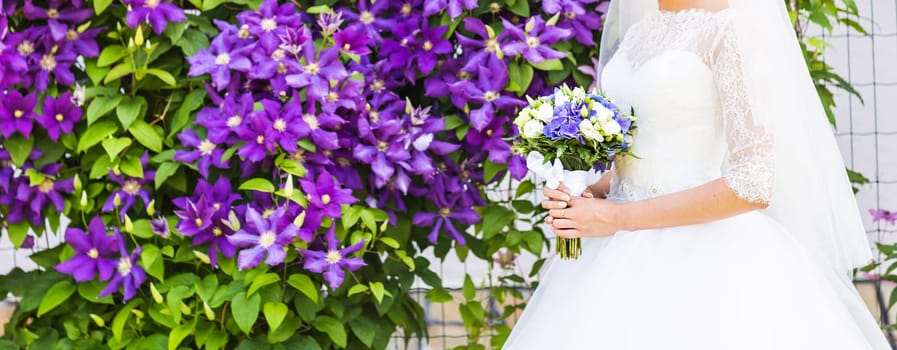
[503, 9, 891, 350]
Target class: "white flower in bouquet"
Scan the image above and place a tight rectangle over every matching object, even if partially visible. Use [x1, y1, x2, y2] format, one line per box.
[553, 91, 569, 107]
[523, 119, 545, 139]
[600, 118, 622, 136]
[515, 107, 534, 130]
[594, 103, 616, 122]
[535, 103, 554, 122]
[578, 120, 602, 141]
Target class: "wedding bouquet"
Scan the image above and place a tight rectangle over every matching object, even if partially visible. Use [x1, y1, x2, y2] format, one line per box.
[513, 84, 636, 260]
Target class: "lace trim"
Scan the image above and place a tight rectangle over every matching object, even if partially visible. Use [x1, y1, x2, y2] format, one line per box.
[616, 9, 776, 203]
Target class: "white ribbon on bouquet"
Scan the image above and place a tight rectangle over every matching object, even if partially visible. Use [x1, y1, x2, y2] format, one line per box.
[525, 151, 602, 197]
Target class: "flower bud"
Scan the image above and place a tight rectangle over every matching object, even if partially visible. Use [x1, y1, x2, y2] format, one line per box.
[89, 313, 105, 327]
[124, 214, 134, 233]
[113, 193, 121, 207]
[80, 191, 88, 207]
[150, 282, 163, 304]
[284, 173, 294, 197]
[131, 309, 144, 319]
[293, 210, 306, 227]
[204, 302, 215, 321]
[147, 199, 155, 216]
[193, 250, 211, 265]
[525, 17, 536, 33]
[134, 26, 144, 47]
[73, 175, 82, 192]
[180, 302, 191, 315]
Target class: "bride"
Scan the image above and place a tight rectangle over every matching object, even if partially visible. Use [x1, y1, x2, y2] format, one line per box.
[502, 0, 892, 349]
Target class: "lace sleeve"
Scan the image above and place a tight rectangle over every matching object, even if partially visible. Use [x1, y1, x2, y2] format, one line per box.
[711, 17, 775, 204]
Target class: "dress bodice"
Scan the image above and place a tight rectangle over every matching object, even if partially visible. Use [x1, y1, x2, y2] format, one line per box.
[600, 9, 775, 203]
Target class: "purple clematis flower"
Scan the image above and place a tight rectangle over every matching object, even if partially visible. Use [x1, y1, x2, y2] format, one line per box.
[62, 26, 103, 57]
[416, 25, 452, 75]
[301, 226, 366, 290]
[285, 45, 348, 100]
[300, 171, 357, 219]
[870, 209, 897, 225]
[102, 153, 155, 220]
[423, 0, 477, 20]
[229, 206, 300, 270]
[282, 98, 342, 150]
[0, 90, 38, 138]
[187, 34, 254, 89]
[55, 217, 120, 282]
[555, 2, 604, 45]
[28, 163, 74, 214]
[22, 0, 93, 41]
[196, 92, 255, 144]
[35, 92, 82, 141]
[455, 18, 508, 72]
[174, 195, 215, 236]
[173, 177, 241, 266]
[451, 61, 525, 131]
[32, 47, 77, 91]
[0, 29, 29, 89]
[174, 129, 227, 178]
[98, 233, 147, 301]
[235, 100, 280, 162]
[501, 17, 572, 64]
[150, 216, 171, 238]
[412, 182, 479, 245]
[340, 0, 394, 41]
[124, 0, 186, 34]
[334, 24, 371, 56]
[236, 0, 301, 52]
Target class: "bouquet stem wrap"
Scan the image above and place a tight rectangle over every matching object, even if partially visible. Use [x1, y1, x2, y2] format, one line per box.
[526, 152, 603, 260]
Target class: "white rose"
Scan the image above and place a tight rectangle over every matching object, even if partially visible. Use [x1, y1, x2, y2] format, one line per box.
[578, 120, 602, 141]
[523, 119, 545, 139]
[535, 103, 554, 122]
[514, 107, 533, 130]
[601, 118, 622, 136]
[554, 92, 569, 107]
[594, 103, 615, 122]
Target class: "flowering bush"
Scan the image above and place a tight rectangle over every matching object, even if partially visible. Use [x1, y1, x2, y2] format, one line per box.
[0, 0, 610, 348]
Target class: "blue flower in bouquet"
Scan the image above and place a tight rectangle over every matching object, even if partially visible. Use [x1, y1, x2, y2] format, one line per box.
[544, 116, 582, 140]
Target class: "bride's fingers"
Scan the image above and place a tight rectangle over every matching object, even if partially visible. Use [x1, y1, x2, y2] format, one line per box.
[541, 200, 567, 209]
[550, 218, 577, 230]
[554, 229, 581, 239]
[548, 208, 569, 219]
[542, 187, 571, 201]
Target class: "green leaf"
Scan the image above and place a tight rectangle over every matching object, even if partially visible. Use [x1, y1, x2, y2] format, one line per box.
[379, 237, 399, 249]
[104, 62, 134, 83]
[155, 162, 180, 189]
[239, 178, 275, 193]
[425, 288, 454, 303]
[231, 291, 261, 335]
[263, 302, 288, 332]
[170, 89, 207, 138]
[112, 299, 143, 342]
[129, 120, 163, 152]
[116, 96, 146, 129]
[7, 222, 29, 248]
[507, 0, 529, 17]
[247, 272, 280, 296]
[93, 0, 113, 14]
[97, 45, 126, 67]
[484, 159, 505, 182]
[482, 205, 515, 239]
[444, 115, 465, 130]
[369, 281, 385, 304]
[86, 95, 122, 126]
[349, 316, 377, 348]
[77, 120, 119, 153]
[84, 60, 110, 85]
[532, 58, 564, 71]
[147, 68, 177, 86]
[120, 154, 145, 178]
[314, 316, 347, 348]
[168, 325, 192, 350]
[462, 275, 476, 301]
[37, 280, 75, 317]
[101, 138, 132, 161]
[287, 274, 318, 304]
[347, 284, 368, 297]
[176, 29, 210, 57]
[6, 134, 34, 167]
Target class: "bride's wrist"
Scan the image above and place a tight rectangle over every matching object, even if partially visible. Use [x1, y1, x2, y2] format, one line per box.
[613, 202, 636, 231]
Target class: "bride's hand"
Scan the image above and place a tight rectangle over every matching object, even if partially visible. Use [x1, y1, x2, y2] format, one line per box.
[541, 185, 623, 238]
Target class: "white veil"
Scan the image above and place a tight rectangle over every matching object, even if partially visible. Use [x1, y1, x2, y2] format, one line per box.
[598, 0, 874, 276]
